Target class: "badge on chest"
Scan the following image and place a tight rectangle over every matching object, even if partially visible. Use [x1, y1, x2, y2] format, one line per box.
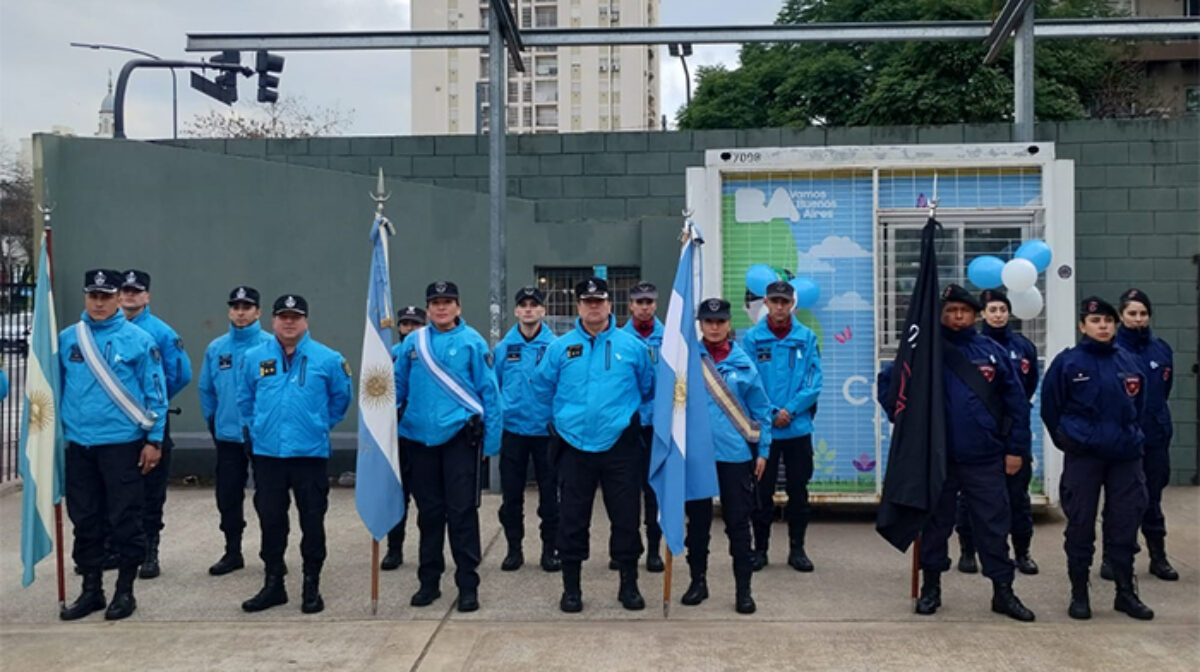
[260, 359, 277, 377]
[566, 344, 583, 359]
[219, 354, 233, 370]
[1123, 374, 1141, 397]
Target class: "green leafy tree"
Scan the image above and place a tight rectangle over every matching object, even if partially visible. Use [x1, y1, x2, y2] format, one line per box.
[679, 0, 1155, 128]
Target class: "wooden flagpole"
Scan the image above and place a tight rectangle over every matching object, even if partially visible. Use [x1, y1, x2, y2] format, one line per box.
[911, 536, 921, 600]
[371, 539, 380, 615]
[41, 198, 66, 611]
[662, 549, 673, 618]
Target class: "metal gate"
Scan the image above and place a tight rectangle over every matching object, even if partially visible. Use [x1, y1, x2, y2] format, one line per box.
[1, 272, 34, 482]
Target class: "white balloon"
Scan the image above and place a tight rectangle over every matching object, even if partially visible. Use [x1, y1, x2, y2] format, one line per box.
[1009, 287, 1044, 320]
[1001, 258, 1038, 292]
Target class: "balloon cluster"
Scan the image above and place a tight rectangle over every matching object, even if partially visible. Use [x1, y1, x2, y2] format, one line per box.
[745, 264, 819, 309]
[966, 240, 1052, 320]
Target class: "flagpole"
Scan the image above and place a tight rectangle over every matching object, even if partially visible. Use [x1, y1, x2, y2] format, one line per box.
[371, 539, 380, 615]
[911, 535, 920, 600]
[39, 194, 66, 611]
[662, 549, 673, 618]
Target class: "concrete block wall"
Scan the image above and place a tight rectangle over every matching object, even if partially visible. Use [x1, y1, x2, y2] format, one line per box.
[160, 118, 1199, 483]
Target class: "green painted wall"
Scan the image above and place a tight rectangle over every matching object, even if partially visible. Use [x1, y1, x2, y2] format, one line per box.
[35, 119, 1198, 483]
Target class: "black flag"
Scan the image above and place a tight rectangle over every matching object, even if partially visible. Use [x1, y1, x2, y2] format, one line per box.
[876, 217, 947, 552]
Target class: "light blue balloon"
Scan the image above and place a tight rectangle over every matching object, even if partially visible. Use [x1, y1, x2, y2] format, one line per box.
[745, 264, 778, 297]
[1015, 239, 1053, 273]
[967, 255, 1005, 289]
[790, 277, 820, 310]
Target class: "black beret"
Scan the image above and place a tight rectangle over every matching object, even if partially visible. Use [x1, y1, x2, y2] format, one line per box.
[941, 284, 982, 311]
[1119, 288, 1151, 315]
[1080, 296, 1118, 321]
[979, 288, 1010, 311]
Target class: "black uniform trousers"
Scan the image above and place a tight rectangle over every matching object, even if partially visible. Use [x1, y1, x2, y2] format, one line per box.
[385, 438, 415, 553]
[1062, 452, 1147, 575]
[955, 457, 1034, 548]
[684, 460, 756, 577]
[639, 426, 661, 552]
[752, 434, 813, 553]
[920, 458, 1016, 583]
[213, 440, 250, 547]
[1138, 443, 1170, 541]
[408, 428, 482, 591]
[556, 423, 644, 565]
[66, 440, 146, 572]
[498, 431, 559, 548]
[252, 455, 329, 576]
[141, 417, 173, 543]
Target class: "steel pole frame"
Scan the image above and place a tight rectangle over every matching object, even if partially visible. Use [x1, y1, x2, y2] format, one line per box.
[1013, 3, 1036, 143]
[486, 3, 507, 492]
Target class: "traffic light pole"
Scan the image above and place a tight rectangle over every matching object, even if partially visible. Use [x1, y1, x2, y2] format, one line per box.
[112, 58, 251, 139]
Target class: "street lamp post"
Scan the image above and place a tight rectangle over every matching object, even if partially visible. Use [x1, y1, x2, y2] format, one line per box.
[70, 42, 178, 139]
[668, 43, 693, 105]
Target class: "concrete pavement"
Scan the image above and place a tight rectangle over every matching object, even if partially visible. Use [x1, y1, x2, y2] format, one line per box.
[1, 484, 1197, 671]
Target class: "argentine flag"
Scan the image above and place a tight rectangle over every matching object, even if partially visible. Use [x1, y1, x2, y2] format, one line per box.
[19, 238, 64, 587]
[648, 222, 718, 556]
[354, 215, 405, 540]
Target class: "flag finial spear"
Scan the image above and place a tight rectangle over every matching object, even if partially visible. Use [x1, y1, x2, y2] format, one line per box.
[370, 168, 390, 216]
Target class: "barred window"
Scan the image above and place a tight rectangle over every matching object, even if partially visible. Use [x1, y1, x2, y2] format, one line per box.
[534, 266, 642, 335]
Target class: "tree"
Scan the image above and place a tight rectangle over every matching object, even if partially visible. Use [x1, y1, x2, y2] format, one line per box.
[184, 96, 355, 138]
[0, 138, 33, 285]
[678, 0, 1157, 128]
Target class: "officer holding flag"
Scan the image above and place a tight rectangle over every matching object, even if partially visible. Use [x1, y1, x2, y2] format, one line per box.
[393, 281, 501, 613]
[379, 305, 426, 572]
[58, 269, 167, 621]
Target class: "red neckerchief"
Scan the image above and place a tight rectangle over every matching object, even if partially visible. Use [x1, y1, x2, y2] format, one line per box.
[633, 318, 655, 339]
[703, 339, 732, 364]
[768, 318, 791, 340]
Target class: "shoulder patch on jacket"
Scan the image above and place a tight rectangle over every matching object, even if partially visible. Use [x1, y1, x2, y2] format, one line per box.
[341, 359, 352, 377]
[150, 347, 162, 363]
[174, 337, 184, 350]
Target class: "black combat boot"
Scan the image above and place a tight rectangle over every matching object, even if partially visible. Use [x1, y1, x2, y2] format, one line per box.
[751, 548, 768, 572]
[681, 572, 708, 606]
[734, 569, 756, 614]
[990, 581, 1035, 622]
[139, 536, 160, 580]
[787, 537, 814, 572]
[209, 535, 244, 576]
[1099, 555, 1114, 581]
[1146, 537, 1179, 581]
[540, 544, 562, 572]
[60, 572, 106, 621]
[1068, 567, 1091, 620]
[105, 566, 138, 620]
[380, 546, 403, 571]
[618, 564, 646, 611]
[915, 570, 941, 615]
[501, 542, 524, 572]
[410, 583, 441, 607]
[645, 544, 665, 573]
[242, 572, 288, 612]
[560, 561, 583, 613]
[456, 588, 479, 613]
[1012, 535, 1038, 575]
[957, 539, 978, 574]
[301, 573, 324, 614]
[1113, 570, 1154, 620]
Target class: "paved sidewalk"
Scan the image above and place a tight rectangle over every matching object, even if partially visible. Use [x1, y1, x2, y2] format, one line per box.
[1, 484, 1196, 671]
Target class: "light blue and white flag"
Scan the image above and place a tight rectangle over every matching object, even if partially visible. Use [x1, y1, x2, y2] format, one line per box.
[20, 238, 64, 587]
[649, 222, 718, 556]
[354, 215, 405, 541]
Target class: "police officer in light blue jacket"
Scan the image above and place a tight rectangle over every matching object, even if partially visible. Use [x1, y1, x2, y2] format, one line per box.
[379, 305, 426, 571]
[197, 286, 272, 577]
[532, 276, 654, 614]
[394, 281, 501, 614]
[741, 280, 823, 572]
[59, 269, 166, 622]
[495, 286, 560, 573]
[237, 294, 352, 615]
[0, 362, 8, 400]
[118, 269, 193, 579]
[680, 298, 772, 615]
[620, 281, 666, 573]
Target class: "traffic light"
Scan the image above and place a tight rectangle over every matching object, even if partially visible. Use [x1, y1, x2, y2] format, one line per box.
[255, 51, 284, 103]
[190, 50, 240, 105]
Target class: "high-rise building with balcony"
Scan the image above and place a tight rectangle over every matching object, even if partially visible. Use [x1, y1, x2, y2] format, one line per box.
[411, 0, 661, 134]
[1111, 0, 1199, 115]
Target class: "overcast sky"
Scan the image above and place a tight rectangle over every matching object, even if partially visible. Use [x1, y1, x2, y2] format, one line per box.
[0, 0, 781, 146]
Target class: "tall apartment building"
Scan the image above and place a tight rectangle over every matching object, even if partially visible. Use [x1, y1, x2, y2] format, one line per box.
[1111, 0, 1199, 115]
[411, 0, 661, 134]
